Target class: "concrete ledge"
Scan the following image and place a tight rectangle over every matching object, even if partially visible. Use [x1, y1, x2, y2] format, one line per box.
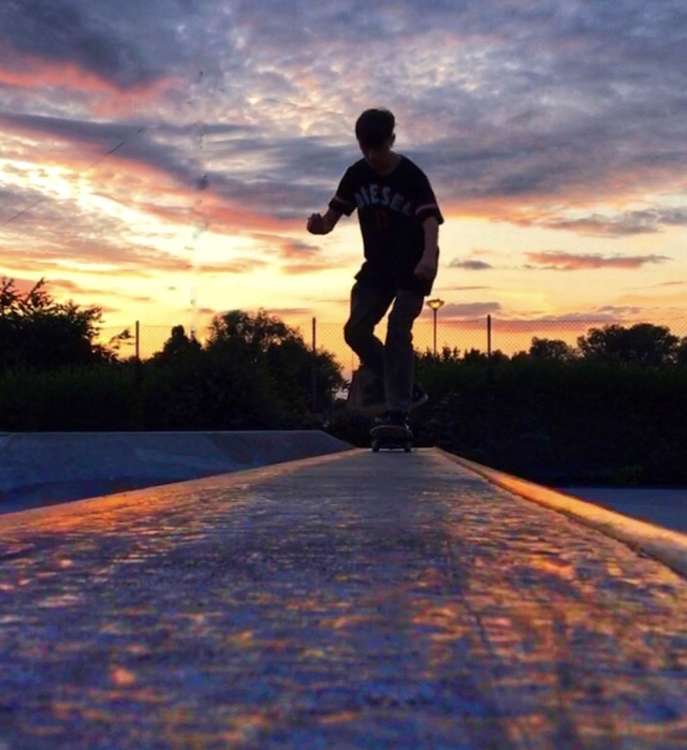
[442, 451, 687, 579]
[0, 448, 362, 528]
[0, 430, 352, 512]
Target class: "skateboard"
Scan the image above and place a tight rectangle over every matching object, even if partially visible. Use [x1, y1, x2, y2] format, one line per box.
[370, 423, 413, 453]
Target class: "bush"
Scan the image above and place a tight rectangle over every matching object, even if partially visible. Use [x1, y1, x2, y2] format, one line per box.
[0, 365, 139, 430]
[410, 355, 687, 485]
[0, 312, 345, 431]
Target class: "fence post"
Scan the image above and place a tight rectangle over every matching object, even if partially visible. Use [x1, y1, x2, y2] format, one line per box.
[486, 314, 494, 460]
[135, 320, 140, 362]
[487, 314, 492, 359]
[311, 317, 317, 413]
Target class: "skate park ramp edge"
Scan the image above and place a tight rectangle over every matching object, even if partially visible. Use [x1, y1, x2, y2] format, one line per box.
[443, 450, 687, 579]
[0, 430, 352, 513]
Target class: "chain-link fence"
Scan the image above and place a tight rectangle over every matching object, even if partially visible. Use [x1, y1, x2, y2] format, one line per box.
[99, 315, 687, 379]
[477, 317, 687, 359]
[312, 315, 687, 377]
[97, 324, 210, 361]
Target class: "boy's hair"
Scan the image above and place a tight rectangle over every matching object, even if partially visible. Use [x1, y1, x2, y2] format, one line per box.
[355, 108, 395, 150]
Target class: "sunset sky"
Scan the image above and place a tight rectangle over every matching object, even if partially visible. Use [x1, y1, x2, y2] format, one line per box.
[1, 1, 686, 358]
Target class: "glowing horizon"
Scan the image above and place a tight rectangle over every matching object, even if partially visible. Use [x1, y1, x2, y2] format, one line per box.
[1, 1, 686, 367]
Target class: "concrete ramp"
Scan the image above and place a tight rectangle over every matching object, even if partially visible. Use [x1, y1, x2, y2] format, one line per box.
[0, 430, 351, 512]
[1, 447, 686, 748]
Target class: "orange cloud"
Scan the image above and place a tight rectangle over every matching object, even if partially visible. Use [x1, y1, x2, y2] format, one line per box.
[249, 232, 320, 259]
[525, 251, 670, 271]
[0, 115, 301, 237]
[0, 54, 177, 115]
[280, 260, 341, 274]
[3, 275, 152, 305]
[135, 198, 298, 234]
[244, 231, 344, 274]
[197, 259, 268, 274]
[0, 235, 194, 275]
[439, 181, 687, 228]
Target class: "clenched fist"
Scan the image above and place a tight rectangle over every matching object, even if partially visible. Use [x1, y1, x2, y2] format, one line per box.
[307, 213, 327, 234]
[414, 257, 437, 282]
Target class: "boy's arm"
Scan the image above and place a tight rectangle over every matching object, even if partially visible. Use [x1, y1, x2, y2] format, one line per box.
[414, 217, 440, 281]
[413, 169, 443, 281]
[422, 216, 439, 259]
[307, 167, 357, 235]
[306, 207, 342, 235]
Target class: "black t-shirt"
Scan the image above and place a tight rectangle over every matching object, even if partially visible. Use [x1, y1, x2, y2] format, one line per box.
[329, 154, 444, 295]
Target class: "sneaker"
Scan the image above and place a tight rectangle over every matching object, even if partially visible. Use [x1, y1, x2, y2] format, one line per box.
[374, 409, 409, 427]
[362, 377, 385, 409]
[411, 383, 429, 410]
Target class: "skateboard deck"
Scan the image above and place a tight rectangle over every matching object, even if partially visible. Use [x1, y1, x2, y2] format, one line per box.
[370, 423, 413, 453]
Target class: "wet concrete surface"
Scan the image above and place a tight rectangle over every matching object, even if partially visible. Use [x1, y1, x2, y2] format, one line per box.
[1, 448, 686, 749]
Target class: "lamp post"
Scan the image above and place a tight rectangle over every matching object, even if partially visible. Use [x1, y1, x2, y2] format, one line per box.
[426, 298, 445, 357]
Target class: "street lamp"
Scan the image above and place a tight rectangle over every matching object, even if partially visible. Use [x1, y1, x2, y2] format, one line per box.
[426, 298, 445, 357]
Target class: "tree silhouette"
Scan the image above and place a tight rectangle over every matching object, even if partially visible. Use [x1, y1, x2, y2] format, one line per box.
[677, 338, 687, 367]
[578, 323, 679, 366]
[207, 309, 298, 357]
[529, 337, 576, 361]
[0, 277, 110, 370]
[153, 325, 202, 363]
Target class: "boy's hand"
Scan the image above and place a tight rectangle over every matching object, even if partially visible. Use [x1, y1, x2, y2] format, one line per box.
[414, 256, 437, 282]
[307, 213, 327, 234]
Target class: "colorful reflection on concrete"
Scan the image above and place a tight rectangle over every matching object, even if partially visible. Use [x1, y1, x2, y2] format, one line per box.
[1, 449, 686, 748]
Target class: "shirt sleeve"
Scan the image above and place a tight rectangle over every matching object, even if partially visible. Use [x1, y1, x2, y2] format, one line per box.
[414, 170, 444, 225]
[328, 167, 357, 217]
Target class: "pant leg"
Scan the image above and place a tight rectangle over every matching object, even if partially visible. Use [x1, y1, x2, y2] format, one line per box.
[384, 289, 425, 412]
[343, 282, 395, 381]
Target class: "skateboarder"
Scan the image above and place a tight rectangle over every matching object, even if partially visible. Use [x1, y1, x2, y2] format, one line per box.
[307, 108, 444, 427]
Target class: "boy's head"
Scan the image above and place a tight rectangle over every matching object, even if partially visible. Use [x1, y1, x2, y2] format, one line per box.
[355, 108, 395, 159]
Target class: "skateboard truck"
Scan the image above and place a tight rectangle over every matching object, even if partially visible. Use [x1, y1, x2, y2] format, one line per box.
[370, 423, 413, 453]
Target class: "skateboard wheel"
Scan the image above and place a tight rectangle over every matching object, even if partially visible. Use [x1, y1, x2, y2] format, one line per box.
[404, 443, 412, 452]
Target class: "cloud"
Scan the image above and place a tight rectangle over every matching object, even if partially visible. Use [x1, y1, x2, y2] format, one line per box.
[444, 308, 645, 334]
[246, 231, 346, 274]
[437, 285, 491, 291]
[248, 232, 320, 260]
[424, 302, 501, 319]
[0, 59, 176, 115]
[279, 261, 340, 275]
[46, 278, 151, 303]
[2, 0, 687, 296]
[531, 208, 687, 237]
[0, 222, 198, 276]
[449, 259, 494, 270]
[197, 260, 268, 274]
[3, 277, 40, 296]
[596, 305, 643, 315]
[262, 307, 311, 317]
[524, 251, 670, 271]
[3, 275, 151, 303]
[0, 111, 325, 232]
[1, 1, 159, 86]
[3, 0, 687, 212]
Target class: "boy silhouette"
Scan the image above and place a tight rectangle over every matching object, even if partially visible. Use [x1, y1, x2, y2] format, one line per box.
[307, 108, 443, 426]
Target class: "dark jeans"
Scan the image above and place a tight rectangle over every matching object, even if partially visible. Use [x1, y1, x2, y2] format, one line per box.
[344, 282, 424, 412]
